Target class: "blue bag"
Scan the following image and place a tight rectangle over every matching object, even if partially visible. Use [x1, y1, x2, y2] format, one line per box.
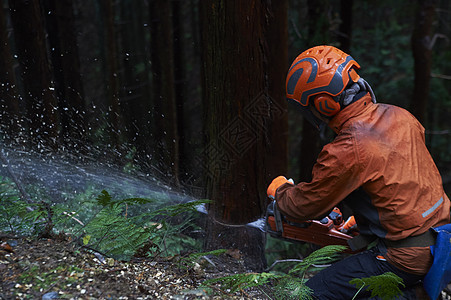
[423, 223, 451, 300]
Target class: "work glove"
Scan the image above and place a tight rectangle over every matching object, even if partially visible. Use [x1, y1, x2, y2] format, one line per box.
[267, 176, 294, 200]
[328, 207, 344, 226]
[339, 215, 357, 234]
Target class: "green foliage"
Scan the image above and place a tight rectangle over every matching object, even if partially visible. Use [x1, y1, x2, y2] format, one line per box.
[95, 189, 155, 207]
[81, 190, 209, 260]
[203, 272, 281, 295]
[18, 264, 84, 292]
[350, 272, 405, 300]
[83, 202, 152, 260]
[273, 276, 313, 300]
[288, 244, 345, 276]
[265, 235, 314, 270]
[202, 245, 404, 300]
[183, 249, 227, 262]
[0, 176, 30, 233]
[0, 176, 56, 236]
[0, 179, 209, 261]
[202, 245, 346, 299]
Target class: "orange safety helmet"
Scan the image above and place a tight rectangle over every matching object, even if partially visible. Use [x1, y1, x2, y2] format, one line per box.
[286, 46, 361, 126]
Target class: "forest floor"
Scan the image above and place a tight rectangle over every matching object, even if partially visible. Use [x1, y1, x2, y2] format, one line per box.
[0, 236, 268, 299]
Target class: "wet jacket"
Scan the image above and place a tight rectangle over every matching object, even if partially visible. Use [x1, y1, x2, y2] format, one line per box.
[276, 94, 450, 274]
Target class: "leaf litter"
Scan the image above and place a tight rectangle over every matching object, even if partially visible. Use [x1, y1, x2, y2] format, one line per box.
[0, 236, 269, 299]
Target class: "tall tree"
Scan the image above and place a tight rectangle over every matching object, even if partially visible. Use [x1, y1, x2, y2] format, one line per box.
[172, 0, 188, 182]
[99, 0, 122, 149]
[118, 0, 153, 160]
[149, 0, 179, 183]
[9, 0, 58, 149]
[42, 0, 87, 150]
[297, 0, 331, 183]
[338, 0, 353, 52]
[0, 3, 20, 139]
[200, 0, 288, 270]
[410, 0, 436, 124]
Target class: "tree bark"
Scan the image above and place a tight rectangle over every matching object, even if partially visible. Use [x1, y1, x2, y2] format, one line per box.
[410, 0, 436, 124]
[42, 0, 87, 150]
[9, 0, 58, 149]
[200, 0, 288, 270]
[338, 0, 353, 52]
[118, 0, 153, 161]
[172, 0, 187, 182]
[99, 0, 122, 149]
[0, 3, 21, 139]
[298, 0, 330, 182]
[149, 0, 179, 183]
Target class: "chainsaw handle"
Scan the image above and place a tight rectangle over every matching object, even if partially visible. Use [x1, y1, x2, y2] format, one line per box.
[267, 200, 284, 233]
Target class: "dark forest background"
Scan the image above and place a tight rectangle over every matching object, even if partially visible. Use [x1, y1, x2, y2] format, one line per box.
[1, 0, 450, 240]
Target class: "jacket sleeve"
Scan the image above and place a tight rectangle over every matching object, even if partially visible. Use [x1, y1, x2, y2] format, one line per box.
[276, 131, 365, 221]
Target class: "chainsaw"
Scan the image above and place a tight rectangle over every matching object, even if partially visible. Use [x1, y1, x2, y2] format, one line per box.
[265, 200, 358, 252]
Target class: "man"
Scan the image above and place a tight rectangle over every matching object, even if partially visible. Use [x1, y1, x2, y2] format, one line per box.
[267, 45, 450, 299]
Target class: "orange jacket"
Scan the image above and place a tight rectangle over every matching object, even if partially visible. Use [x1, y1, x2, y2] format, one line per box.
[276, 94, 450, 274]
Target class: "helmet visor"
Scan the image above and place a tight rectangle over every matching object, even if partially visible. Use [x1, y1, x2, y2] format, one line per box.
[288, 99, 325, 131]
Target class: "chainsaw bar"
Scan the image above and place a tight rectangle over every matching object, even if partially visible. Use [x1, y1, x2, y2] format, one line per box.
[265, 201, 355, 252]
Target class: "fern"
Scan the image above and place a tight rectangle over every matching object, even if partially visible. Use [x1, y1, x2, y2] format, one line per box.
[288, 245, 346, 276]
[274, 276, 313, 300]
[350, 272, 405, 300]
[185, 249, 227, 261]
[204, 272, 280, 293]
[0, 177, 27, 233]
[96, 189, 155, 207]
[200, 245, 403, 300]
[201, 245, 346, 299]
[82, 191, 210, 260]
[0, 176, 55, 236]
[83, 203, 152, 260]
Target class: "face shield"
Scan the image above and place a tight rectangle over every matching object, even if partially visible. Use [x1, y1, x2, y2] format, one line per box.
[288, 99, 326, 131]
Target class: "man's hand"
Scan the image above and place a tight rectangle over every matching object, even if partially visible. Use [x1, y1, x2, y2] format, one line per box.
[267, 176, 294, 200]
[339, 216, 357, 233]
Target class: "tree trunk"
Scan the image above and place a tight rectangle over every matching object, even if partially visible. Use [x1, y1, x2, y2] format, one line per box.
[149, 0, 179, 183]
[99, 0, 122, 149]
[200, 0, 288, 271]
[298, 0, 331, 182]
[42, 0, 87, 150]
[0, 3, 21, 140]
[338, 0, 353, 52]
[266, 0, 289, 187]
[9, 0, 58, 149]
[172, 0, 187, 182]
[410, 0, 436, 124]
[118, 0, 153, 161]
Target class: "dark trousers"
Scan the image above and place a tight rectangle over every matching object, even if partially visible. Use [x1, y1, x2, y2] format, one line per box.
[305, 246, 424, 299]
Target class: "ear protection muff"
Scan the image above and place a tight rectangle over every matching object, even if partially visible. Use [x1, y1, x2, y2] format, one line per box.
[313, 94, 341, 117]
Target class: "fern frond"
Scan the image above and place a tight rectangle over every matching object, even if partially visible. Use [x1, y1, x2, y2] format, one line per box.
[84, 203, 151, 260]
[350, 271, 405, 300]
[0, 176, 31, 233]
[274, 276, 313, 300]
[289, 245, 346, 276]
[202, 272, 280, 293]
[96, 190, 112, 206]
[96, 190, 155, 207]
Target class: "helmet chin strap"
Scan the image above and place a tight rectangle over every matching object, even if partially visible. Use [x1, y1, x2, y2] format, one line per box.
[340, 78, 377, 107]
[361, 78, 377, 104]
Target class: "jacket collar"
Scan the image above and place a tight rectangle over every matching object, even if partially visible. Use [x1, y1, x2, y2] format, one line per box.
[328, 93, 374, 134]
